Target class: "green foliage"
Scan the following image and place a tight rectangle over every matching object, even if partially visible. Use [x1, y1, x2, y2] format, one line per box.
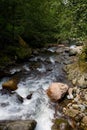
[0, 55, 11, 67]
[0, 0, 87, 46]
[0, 0, 26, 46]
[15, 47, 32, 60]
[6, 46, 32, 60]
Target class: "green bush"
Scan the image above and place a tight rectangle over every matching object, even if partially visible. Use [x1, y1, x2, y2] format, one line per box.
[6, 45, 32, 60]
[15, 47, 32, 60]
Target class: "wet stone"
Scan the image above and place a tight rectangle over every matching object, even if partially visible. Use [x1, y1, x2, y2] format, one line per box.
[0, 120, 37, 130]
[0, 89, 12, 95]
[26, 93, 32, 100]
[0, 102, 9, 107]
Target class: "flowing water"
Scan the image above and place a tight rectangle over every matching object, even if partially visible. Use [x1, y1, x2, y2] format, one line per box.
[0, 47, 68, 130]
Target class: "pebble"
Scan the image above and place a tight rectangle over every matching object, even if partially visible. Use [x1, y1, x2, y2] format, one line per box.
[74, 97, 78, 102]
[78, 104, 86, 111]
[67, 95, 73, 99]
[72, 104, 79, 109]
[67, 103, 72, 108]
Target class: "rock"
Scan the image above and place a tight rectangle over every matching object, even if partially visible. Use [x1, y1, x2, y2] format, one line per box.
[46, 82, 69, 102]
[83, 116, 87, 123]
[69, 50, 77, 56]
[77, 75, 87, 88]
[64, 47, 70, 53]
[52, 118, 73, 130]
[2, 78, 19, 91]
[75, 113, 84, 122]
[72, 104, 79, 109]
[14, 93, 24, 103]
[56, 48, 64, 53]
[65, 63, 87, 88]
[69, 46, 82, 56]
[26, 94, 32, 100]
[0, 120, 37, 130]
[0, 102, 9, 107]
[72, 79, 77, 85]
[64, 108, 80, 118]
[63, 60, 73, 65]
[81, 116, 87, 129]
[0, 89, 12, 95]
[67, 88, 74, 99]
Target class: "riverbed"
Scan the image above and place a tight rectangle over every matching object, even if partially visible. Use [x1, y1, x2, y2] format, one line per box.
[0, 46, 73, 130]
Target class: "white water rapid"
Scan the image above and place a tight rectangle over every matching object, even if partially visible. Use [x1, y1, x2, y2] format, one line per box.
[0, 47, 65, 130]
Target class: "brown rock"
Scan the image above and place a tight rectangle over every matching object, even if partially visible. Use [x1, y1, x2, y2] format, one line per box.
[46, 82, 69, 102]
[2, 78, 19, 91]
[82, 116, 87, 126]
[64, 108, 80, 118]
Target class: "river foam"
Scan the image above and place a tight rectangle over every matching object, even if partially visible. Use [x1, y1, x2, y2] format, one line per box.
[0, 47, 63, 130]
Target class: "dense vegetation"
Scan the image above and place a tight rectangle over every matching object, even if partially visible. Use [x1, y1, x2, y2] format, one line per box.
[0, 0, 87, 67]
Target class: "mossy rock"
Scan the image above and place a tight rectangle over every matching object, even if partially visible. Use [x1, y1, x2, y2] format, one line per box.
[0, 120, 37, 130]
[52, 118, 73, 130]
[78, 61, 87, 73]
[79, 45, 87, 62]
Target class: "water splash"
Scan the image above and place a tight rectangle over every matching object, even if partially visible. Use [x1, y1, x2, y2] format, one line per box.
[0, 47, 65, 130]
[37, 64, 46, 72]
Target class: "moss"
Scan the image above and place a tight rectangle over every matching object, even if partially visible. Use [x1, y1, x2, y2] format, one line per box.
[78, 45, 87, 62]
[54, 118, 67, 125]
[52, 118, 73, 130]
[67, 61, 87, 73]
[78, 61, 87, 73]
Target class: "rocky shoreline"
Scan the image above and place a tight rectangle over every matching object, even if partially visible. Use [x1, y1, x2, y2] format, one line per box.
[52, 44, 87, 130]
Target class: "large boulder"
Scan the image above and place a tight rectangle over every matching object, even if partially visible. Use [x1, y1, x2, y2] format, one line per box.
[2, 78, 19, 91]
[46, 82, 69, 102]
[0, 120, 37, 130]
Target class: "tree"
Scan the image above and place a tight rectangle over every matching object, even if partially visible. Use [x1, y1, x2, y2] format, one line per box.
[0, 0, 26, 47]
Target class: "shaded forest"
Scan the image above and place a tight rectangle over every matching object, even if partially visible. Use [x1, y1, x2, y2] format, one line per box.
[0, 0, 87, 67]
